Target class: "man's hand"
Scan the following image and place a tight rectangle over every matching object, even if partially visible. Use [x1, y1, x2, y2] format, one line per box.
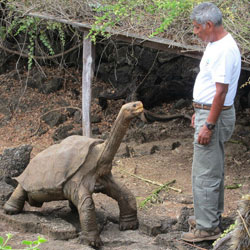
[198, 125, 213, 145]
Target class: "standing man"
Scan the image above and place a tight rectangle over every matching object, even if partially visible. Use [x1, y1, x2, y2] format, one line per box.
[181, 2, 241, 242]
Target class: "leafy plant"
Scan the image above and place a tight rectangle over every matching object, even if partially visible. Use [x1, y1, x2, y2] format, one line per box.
[0, 234, 47, 250]
[212, 222, 236, 247]
[139, 180, 176, 208]
[225, 183, 242, 189]
[240, 77, 250, 89]
[149, 0, 193, 37]
[3, 13, 67, 69]
[87, 0, 193, 42]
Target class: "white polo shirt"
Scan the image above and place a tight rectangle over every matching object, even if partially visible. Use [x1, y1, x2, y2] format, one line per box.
[193, 33, 241, 106]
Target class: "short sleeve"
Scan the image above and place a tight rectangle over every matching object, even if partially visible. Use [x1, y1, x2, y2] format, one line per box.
[211, 49, 234, 84]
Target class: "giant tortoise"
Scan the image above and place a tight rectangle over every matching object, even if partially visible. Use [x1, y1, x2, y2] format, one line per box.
[4, 101, 144, 247]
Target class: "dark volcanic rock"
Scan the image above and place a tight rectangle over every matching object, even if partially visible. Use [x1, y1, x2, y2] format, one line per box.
[0, 181, 14, 207]
[0, 145, 33, 182]
[39, 78, 63, 94]
[42, 111, 67, 128]
[52, 124, 83, 142]
[173, 207, 194, 232]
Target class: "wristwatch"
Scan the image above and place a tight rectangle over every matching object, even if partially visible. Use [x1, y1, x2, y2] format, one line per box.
[205, 121, 215, 130]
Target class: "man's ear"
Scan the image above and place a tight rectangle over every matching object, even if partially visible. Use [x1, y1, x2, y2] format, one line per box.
[206, 21, 214, 30]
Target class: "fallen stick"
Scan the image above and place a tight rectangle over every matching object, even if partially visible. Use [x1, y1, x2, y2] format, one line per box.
[118, 168, 182, 193]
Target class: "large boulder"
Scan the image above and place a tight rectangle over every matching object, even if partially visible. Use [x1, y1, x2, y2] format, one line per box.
[0, 145, 33, 186]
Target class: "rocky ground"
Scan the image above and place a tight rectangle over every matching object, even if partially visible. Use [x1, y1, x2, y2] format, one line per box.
[0, 67, 249, 250]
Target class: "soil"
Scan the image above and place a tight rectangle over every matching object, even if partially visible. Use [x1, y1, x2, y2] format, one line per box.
[0, 67, 249, 250]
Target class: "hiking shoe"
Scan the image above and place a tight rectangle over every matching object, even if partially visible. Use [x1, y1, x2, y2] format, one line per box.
[181, 227, 221, 242]
[187, 216, 222, 231]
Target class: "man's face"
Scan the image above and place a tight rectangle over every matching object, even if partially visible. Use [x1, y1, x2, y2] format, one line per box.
[192, 20, 211, 42]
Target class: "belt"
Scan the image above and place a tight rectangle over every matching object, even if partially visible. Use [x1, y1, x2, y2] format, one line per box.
[193, 102, 232, 110]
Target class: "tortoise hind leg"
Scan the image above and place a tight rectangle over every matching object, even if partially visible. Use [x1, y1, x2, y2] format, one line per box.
[3, 184, 27, 214]
[97, 174, 138, 231]
[27, 196, 43, 207]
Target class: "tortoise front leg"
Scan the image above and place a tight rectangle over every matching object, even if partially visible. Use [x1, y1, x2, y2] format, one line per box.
[97, 174, 138, 231]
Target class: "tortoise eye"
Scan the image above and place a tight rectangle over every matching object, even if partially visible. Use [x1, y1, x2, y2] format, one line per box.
[133, 104, 137, 107]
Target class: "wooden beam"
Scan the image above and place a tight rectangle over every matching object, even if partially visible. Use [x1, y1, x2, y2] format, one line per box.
[82, 31, 94, 137]
[109, 33, 203, 61]
[27, 12, 250, 71]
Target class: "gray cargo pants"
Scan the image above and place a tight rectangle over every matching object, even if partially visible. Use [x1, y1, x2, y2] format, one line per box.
[192, 106, 235, 230]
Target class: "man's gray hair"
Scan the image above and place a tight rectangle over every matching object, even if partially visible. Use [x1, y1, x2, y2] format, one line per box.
[190, 2, 222, 26]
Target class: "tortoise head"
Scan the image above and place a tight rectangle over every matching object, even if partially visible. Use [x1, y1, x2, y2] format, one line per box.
[119, 101, 144, 120]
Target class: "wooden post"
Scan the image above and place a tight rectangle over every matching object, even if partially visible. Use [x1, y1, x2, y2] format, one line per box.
[82, 31, 94, 137]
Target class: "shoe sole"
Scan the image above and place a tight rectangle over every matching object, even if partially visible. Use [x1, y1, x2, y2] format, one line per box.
[181, 233, 221, 243]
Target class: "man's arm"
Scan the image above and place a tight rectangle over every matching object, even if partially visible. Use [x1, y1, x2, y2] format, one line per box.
[197, 82, 228, 145]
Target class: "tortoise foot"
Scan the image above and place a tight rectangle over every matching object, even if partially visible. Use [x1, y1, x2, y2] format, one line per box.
[120, 214, 139, 231]
[88, 236, 103, 249]
[120, 219, 139, 231]
[3, 184, 26, 215]
[3, 201, 22, 214]
[79, 234, 103, 248]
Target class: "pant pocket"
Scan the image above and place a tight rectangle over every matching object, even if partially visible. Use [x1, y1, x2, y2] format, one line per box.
[219, 118, 235, 142]
[194, 178, 221, 207]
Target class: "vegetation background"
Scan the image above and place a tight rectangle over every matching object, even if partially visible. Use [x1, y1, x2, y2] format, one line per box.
[0, 0, 249, 71]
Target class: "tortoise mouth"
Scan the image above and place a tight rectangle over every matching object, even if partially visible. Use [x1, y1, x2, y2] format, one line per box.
[136, 106, 144, 114]
[133, 103, 144, 115]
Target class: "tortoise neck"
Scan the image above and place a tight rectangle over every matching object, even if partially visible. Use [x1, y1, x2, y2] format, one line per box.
[98, 110, 130, 171]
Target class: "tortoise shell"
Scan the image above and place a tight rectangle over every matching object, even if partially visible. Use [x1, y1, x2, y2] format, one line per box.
[16, 135, 103, 192]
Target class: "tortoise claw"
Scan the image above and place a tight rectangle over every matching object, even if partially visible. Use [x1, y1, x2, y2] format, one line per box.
[79, 234, 103, 249]
[89, 238, 103, 249]
[119, 219, 139, 231]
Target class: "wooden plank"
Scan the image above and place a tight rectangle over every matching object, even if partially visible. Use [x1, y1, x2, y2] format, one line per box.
[81, 31, 93, 137]
[110, 33, 203, 61]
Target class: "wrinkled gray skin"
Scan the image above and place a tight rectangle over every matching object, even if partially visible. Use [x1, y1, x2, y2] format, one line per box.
[4, 101, 144, 248]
